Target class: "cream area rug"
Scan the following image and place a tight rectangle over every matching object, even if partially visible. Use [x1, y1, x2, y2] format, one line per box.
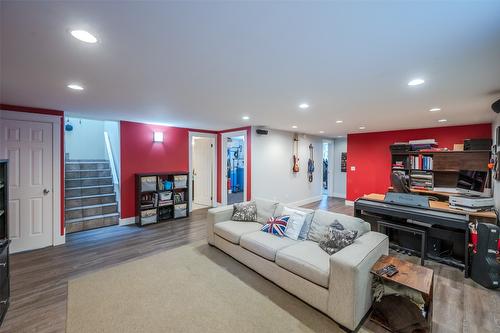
[66, 242, 343, 333]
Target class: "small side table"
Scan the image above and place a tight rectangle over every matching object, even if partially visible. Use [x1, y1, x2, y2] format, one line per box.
[370, 255, 434, 332]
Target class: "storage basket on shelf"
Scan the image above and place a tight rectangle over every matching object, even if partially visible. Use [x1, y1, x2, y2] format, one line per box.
[174, 203, 188, 218]
[174, 175, 188, 188]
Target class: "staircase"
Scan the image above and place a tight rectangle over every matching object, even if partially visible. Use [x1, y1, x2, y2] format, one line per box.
[64, 160, 119, 233]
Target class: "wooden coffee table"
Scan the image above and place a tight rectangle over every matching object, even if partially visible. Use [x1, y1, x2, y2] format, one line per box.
[370, 255, 434, 332]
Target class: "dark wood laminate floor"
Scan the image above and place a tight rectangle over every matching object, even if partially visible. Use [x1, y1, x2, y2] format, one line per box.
[1, 197, 499, 333]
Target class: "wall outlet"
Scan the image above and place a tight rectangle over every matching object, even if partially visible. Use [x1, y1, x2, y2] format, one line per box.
[350, 166, 356, 171]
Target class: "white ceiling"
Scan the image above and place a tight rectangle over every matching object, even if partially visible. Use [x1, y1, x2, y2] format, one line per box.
[1, 1, 500, 136]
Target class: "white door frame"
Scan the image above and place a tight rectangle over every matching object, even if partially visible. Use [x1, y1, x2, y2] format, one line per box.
[322, 139, 335, 197]
[188, 131, 217, 212]
[0, 109, 64, 248]
[221, 130, 248, 206]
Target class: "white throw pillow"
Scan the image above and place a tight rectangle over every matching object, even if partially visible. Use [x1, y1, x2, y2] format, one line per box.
[282, 207, 307, 240]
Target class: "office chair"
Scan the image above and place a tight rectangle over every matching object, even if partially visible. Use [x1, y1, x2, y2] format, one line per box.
[391, 171, 411, 193]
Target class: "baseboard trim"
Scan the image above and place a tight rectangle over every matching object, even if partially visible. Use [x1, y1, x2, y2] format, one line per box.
[119, 217, 135, 226]
[345, 200, 354, 206]
[331, 192, 346, 199]
[290, 195, 323, 207]
[54, 234, 65, 246]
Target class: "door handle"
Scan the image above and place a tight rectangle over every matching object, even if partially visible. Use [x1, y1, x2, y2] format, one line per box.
[43, 189, 50, 195]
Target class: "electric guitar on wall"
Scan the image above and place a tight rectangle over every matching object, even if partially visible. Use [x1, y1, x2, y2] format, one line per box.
[293, 154, 300, 173]
[292, 134, 300, 173]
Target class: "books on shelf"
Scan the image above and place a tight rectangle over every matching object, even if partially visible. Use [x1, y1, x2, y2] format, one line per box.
[410, 155, 433, 170]
[410, 170, 433, 190]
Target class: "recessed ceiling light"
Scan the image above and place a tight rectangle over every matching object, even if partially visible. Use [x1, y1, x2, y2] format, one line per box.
[429, 108, 441, 112]
[299, 103, 309, 109]
[408, 78, 425, 86]
[70, 30, 98, 43]
[67, 84, 84, 91]
[336, 135, 343, 138]
[336, 120, 343, 124]
[319, 131, 325, 134]
[292, 125, 298, 129]
[438, 119, 447, 123]
[359, 126, 366, 130]
[242, 116, 250, 120]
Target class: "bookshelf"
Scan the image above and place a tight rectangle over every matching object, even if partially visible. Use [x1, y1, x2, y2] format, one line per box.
[135, 172, 189, 226]
[391, 150, 491, 191]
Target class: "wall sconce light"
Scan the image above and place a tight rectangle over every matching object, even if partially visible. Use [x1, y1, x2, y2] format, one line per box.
[153, 131, 164, 142]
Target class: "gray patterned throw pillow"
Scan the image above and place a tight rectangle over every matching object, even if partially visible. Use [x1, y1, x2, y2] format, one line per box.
[319, 224, 357, 255]
[232, 201, 257, 222]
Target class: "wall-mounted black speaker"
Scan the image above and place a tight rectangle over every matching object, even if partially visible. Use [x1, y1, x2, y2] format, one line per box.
[493, 99, 500, 113]
[256, 129, 268, 135]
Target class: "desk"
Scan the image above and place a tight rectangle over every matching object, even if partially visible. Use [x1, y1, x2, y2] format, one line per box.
[366, 193, 496, 221]
[354, 193, 497, 277]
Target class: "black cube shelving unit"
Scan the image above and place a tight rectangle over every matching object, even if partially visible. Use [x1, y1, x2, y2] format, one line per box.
[0, 160, 10, 327]
[135, 172, 189, 226]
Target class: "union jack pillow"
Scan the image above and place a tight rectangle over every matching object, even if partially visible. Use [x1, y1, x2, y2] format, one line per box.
[261, 215, 290, 237]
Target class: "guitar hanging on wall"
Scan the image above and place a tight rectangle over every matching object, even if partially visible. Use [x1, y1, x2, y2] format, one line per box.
[292, 134, 300, 173]
[308, 144, 314, 182]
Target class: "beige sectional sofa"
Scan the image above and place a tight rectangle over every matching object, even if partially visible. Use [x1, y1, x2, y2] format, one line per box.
[207, 199, 389, 331]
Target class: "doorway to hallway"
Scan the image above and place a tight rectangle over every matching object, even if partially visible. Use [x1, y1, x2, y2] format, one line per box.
[189, 132, 217, 211]
[221, 130, 247, 206]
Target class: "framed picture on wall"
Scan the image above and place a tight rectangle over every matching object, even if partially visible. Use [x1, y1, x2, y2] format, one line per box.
[341, 152, 347, 172]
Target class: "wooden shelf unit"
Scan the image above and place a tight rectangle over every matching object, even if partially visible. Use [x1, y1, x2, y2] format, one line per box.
[135, 172, 189, 227]
[391, 150, 491, 190]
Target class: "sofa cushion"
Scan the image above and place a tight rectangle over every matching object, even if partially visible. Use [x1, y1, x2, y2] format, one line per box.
[275, 204, 315, 240]
[240, 231, 298, 261]
[282, 207, 307, 240]
[308, 210, 370, 242]
[214, 221, 262, 244]
[255, 198, 279, 224]
[232, 201, 257, 222]
[260, 215, 290, 237]
[319, 227, 358, 255]
[275, 240, 330, 288]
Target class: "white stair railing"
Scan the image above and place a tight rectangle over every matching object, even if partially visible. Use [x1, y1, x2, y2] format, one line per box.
[104, 131, 119, 186]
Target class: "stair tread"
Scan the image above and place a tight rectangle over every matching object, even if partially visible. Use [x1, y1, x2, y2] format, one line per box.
[65, 184, 114, 190]
[66, 212, 119, 224]
[65, 193, 116, 200]
[65, 161, 109, 164]
[65, 202, 117, 211]
[65, 176, 113, 181]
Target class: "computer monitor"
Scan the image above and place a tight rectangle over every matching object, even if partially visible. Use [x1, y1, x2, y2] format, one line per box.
[456, 170, 487, 196]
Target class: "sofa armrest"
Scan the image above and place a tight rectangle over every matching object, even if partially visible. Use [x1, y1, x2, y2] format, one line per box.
[327, 231, 389, 330]
[207, 205, 234, 245]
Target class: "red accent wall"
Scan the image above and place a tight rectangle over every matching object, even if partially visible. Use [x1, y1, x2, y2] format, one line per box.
[0, 104, 65, 235]
[120, 122, 252, 219]
[120, 121, 191, 219]
[346, 123, 492, 201]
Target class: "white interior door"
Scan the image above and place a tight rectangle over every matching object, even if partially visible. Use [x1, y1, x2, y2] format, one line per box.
[193, 137, 213, 206]
[1, 119, 53, 252]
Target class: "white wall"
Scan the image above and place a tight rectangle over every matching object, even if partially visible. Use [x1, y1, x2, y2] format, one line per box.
[251, 128, 325, 205]
[65, 117, 106, 160]
[332, 138, 347, 198]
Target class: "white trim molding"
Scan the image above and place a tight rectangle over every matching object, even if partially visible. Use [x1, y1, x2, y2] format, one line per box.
[290, 195, 323, 207]
[0, 109, 65, 247]
[345, 200, 355, 206]
[331, 192, 347, 199]
[188, 131, 218, 212]
[119, 217, 135, 226]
